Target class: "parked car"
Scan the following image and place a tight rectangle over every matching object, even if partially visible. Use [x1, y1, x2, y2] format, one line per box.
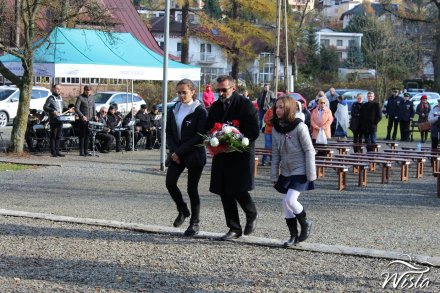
[339, 90, 369, 113]
[410, 92, 440, 111]
[93, 92, 146, 114]
[156, 92, 219, 112]
[0, 86, 53, 127]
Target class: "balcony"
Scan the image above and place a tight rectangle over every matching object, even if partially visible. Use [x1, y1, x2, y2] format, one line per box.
[198, 52, 217, 64]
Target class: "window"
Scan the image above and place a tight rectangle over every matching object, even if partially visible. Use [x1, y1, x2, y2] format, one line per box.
[258, 53, 274, 84]
[338, 52, 343, 59]
[321, 39, 330, 46]
[337, 40, 343, 46]
[201, 67, 226, 85]
[348, 39, 355, 46]
[31, 89, 50, 99]
[158, 41, 164, 49]
[177, 42, 182, 52]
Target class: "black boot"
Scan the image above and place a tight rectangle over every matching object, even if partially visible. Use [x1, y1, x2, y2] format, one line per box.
[55, 140, 65, 157]
[296, 210, 312, 242]
[173, 204, 190, 227]
[284, 218, 298, 247]
[50, 138, 57, 157]
[184, 220, 199, 236]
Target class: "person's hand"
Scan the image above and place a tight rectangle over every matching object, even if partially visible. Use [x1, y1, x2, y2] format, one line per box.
[171, 152, 180, 162]
[82, 116, 88, 122]
[272, 181, 277, 186]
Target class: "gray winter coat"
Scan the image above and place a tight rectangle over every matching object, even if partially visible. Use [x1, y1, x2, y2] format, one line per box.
[75, 94, 96, 120]
[270, 122, 317, 182]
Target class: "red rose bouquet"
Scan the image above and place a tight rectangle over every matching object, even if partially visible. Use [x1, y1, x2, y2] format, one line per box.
[202, 120, 250, 156]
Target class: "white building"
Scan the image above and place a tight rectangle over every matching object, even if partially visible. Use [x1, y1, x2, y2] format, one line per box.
[315, 28, 363, 61]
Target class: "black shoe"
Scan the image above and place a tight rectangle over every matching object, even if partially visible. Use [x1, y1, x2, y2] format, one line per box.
[56, 153, 65, 157]
[51, 153, 57, 157]
[173, 206, 190, 227]
[184, 222, 199, 236]
[116, 149, 121, 152]
[219, 230, 242, 241]
[100, 150, 109, 153]
[243, 216, 258, 236]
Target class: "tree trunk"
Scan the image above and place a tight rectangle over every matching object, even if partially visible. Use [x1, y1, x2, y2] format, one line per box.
[434, 30, 440, 91]
[9, 60, 32, 153]
[180, 0, 189, 64]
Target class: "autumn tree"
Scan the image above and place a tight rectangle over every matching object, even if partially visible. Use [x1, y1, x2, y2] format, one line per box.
[195, 0, 275, 80]
[380, 0, 438, 90]
[0, 0, 111, 153]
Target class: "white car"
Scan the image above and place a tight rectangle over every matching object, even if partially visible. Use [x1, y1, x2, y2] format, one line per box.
[93, 91, 146, 114]
[410, 92, 440, 111]
[0, 86, 53, 127]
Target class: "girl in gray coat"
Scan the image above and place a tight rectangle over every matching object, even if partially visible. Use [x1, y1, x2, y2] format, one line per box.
[270, 96, 316, 247]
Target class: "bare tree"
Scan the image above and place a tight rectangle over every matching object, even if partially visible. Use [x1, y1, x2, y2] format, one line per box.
[0, 0, 111, 153]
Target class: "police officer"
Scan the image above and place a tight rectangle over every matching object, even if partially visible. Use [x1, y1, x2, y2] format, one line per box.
[398, 93, 415, 142]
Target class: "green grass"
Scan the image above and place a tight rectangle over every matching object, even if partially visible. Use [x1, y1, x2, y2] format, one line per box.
[0, 163, 33, 172]
[347, 116, 424, 142]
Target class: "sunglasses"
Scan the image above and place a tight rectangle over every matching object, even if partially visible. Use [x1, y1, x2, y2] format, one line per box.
[216, 86, 232, 93]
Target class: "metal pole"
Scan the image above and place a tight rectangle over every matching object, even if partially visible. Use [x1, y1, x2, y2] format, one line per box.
[274, 0, 281, 94]
[131, 79, 135, 150]
[283, 0, 289, 92]
[160, 0, 171, 171]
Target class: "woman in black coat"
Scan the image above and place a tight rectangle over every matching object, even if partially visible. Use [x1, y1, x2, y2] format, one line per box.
[165, 79, 207, 236]
[350, 93, 363, 153]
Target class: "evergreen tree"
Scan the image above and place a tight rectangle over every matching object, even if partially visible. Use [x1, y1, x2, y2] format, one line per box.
[301, 26, 320, 78]
[343, 43, 364, 68]
[319, 45, 339, 72]
[203, 0, 221, 19]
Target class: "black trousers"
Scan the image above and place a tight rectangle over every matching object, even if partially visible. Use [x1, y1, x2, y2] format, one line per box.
[165, 161, 203, 223]
[387, 117, 399, 139]
[352, 131, 362, 153]
[96, 132, 114, 151]
[219, 191, 257, 232]
[78, 122, 90, 155]
[49, 122, 63, 155]
[399, 120, 410, 141]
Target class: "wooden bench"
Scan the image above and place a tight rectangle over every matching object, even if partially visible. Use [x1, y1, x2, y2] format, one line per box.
[333, 154, 394, 184]
[316, 158, 369, 188]
[364, 152, 424, 179]
[434, 172, 440, 198]
[383, 149, 440, 173]
[315, 161, 349, 191]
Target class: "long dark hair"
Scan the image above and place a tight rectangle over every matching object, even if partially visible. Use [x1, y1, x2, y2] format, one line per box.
[177, 78, 197, 100]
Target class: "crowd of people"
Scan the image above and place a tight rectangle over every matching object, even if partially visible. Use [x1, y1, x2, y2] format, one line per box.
[25, 85, 162, 156]
[22, 80, 440, 246]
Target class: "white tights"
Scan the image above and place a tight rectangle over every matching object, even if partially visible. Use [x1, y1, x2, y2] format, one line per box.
[283, 188, 303, 218]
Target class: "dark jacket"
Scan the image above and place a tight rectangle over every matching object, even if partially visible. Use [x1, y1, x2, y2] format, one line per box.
[257, 90, 276, 111]
[206, 91, 259, 195]
[107, 112, 122, 130]
[329, 100, 339, 115]
[416, 102, 431, 123]
[398, 100, 415, 122]
[166, 100, 207, 168]
[136, 111, 152, 129]
[43, 94, 62, 123]
[384, 95, 402, 118]
[75, 94, 95, 121]
[350, 102, 363, 132]
[302, 108, 311, 130]
[360, 101, 382, 133]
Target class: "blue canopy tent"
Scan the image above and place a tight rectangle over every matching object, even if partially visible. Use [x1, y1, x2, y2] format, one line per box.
[0, 27, 200, 81]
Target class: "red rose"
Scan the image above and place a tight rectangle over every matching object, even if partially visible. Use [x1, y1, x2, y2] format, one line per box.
[232, 120, 239, 127]
[213, 123, 222, 131]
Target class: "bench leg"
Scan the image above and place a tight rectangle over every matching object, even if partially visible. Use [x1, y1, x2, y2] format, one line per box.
[358, 168, 367, 187]
[254, 157, 258, 177]
[416, 160, 424, 178]
[317, 166, 325, 178]
[433, 159, 439, 173]
[400, 164, 409, 182]
[338, 169, 346, 191]
[438, 175, 440, 198]
[381, 165, 389, 184]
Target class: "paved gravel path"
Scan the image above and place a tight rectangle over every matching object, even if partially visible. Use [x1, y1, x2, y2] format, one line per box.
[0, 126, 439, 291]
